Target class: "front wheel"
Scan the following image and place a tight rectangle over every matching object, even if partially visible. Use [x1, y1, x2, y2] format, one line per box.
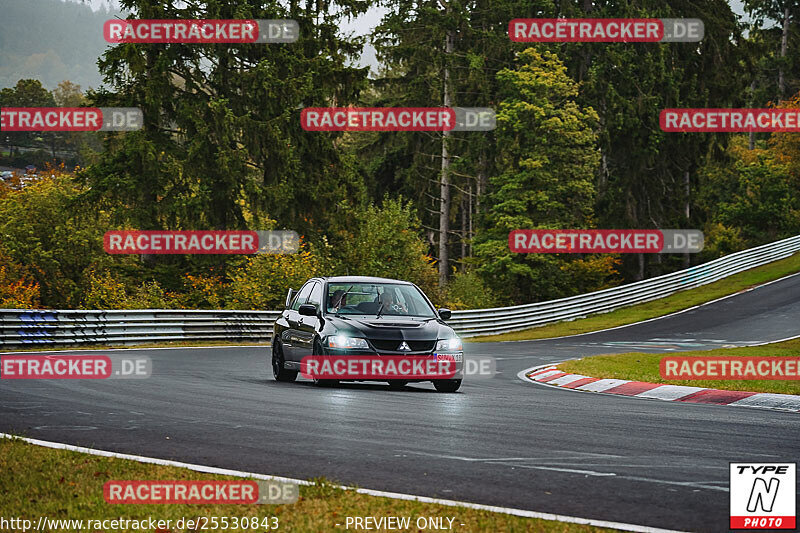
[433, 379, 461, 393]
[272, 341, 298, 382]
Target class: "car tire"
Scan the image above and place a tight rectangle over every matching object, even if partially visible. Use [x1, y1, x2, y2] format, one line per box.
[272, 341, 298, 382]
[433, 379, 461, 393]
[388, 380, 408, 391]
[312, 339, 339, 388]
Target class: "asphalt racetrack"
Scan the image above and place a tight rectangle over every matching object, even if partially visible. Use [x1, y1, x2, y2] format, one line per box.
[2, 274, 800, 532]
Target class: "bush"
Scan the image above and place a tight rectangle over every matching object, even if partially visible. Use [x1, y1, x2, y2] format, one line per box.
[127, 280, 172, 309]
[330, 197, 438, 296]
[697, 135, 800, 247]
[178, 272, 230, 309]
[82, 270, 173, 309]
[0, 169, 109, 307]
[557, 255, 622, 295]
[700, 223, 747, 261]
[443, 271, 499, 310]
[227, 241, 323, 310]
[0, 249, 40, 308]
[82, 270, 127, 309]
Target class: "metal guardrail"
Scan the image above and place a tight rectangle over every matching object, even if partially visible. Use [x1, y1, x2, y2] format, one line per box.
[2, 235, 799, 346]
[0, 310, 280, 347]
[450, 234, 800, 337]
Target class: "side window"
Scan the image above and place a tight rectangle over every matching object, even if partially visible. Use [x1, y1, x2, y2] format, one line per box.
[307, 282, 323, 309]
[290, 282, 314, 311]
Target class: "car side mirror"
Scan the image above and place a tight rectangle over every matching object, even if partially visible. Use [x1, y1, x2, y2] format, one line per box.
[299, 304, 318, 317]
[438, 308, 451, 320]
[285, 288, 296, 309]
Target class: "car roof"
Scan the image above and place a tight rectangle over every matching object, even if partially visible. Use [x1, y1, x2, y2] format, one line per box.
[319, 276, 413, 285]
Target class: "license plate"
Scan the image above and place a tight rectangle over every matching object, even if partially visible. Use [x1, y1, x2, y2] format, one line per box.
[435, 353, 462, 362]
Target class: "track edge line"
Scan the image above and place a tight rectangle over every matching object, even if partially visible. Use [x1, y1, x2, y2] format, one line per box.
[0, 433, 686, 533]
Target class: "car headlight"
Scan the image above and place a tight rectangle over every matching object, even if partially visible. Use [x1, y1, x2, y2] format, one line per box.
[436, 338, 462, 352]
[327, 335, 370, 349]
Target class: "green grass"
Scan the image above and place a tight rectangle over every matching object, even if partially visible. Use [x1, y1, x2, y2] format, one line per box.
[470, 252, 800, 343]
[557, 338, 800, 395]
[0, 339, 270, 353]
[0, 437, 615, 533]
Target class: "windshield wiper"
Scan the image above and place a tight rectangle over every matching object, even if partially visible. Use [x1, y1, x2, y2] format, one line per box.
[376, 301, 386, 318]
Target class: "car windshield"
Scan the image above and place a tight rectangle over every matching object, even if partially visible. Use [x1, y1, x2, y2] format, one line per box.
[325, 282, 436, 317]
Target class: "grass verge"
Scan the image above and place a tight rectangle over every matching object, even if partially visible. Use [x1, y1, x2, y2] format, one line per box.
[0, 340, 270, 353]
[557, 338, 800, 395]
[470, 252, 800, 343]
[0, 437, 615, 533]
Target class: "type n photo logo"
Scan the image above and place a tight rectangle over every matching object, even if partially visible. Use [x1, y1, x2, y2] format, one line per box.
[730, 463, 796, 529]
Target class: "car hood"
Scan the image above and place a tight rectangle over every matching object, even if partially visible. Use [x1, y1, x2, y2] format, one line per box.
[325, 315, 454, 343]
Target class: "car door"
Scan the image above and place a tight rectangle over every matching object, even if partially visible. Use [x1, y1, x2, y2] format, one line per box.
[293, 281, 323, 360]
[283, 281, 314, 362]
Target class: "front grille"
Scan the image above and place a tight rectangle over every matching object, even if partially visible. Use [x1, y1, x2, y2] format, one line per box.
[370, 339, 436, 352]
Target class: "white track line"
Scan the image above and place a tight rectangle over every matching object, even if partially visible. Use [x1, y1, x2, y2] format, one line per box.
[748, 332, 800, 346]
[0, 433, 686, 533]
